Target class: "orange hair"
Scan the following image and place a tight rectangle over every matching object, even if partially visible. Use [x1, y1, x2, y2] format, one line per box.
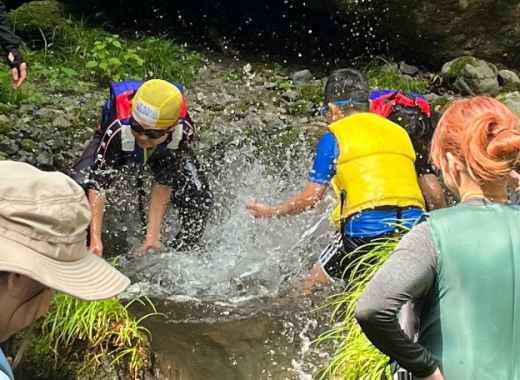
[431, 96, 520, 183]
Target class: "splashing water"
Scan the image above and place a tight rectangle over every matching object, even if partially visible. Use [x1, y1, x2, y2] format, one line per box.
[120, 132, 335, 306]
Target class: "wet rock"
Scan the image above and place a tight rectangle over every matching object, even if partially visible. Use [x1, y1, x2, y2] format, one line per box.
[281, 90, 299, 102]
[380, 1, 520, 69]
[263, 82, 277, 90]
[52, 115, 71, 128]
[262, 113, 286, 131]
[18, 104, 33, 115]
[35, 151, 54, 168]
[441, 57, 499, 95]
[290, 69, 313, 86]
[498, 70, 520, 87]
[398, 62, 420, 77]
[2, 140, 19, 155]
[497, 92, 520, 118]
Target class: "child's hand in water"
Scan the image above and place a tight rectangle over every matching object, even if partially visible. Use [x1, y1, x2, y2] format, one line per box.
[135, 238, 161, 256]
[246, 199, 276, 218]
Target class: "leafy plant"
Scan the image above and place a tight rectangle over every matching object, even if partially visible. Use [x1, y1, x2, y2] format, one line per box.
[132, 37, 203, 85]
[26, 293, 163, 379]
[316, 235, 402, 380]
[0, 69, 45, 106]
[86, 35, 144, 83]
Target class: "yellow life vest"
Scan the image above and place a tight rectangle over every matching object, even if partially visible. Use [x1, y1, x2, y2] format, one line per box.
[329, 112, 425, 227]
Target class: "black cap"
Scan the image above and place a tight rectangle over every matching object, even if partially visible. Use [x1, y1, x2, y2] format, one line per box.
[324, 69, 369, 106]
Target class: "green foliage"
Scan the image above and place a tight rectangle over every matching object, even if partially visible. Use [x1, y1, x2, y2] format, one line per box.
[224, 69, 241, 82]
[8, 0, 75, 50]
[299, 82, 323, 104]
[0, 69, 45, 106]
[366, 63, 428, 93]
[86, 35, 145, 83]
[276, 79, 294, 91]
[316, 235, 401, 380]
[8, 2, 203, 89]
[132, 37, 203, 84]
[430, 96, 452, 113]
[25, 293, 163, 379]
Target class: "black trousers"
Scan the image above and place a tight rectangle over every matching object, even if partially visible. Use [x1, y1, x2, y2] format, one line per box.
[70, 138, 213, 252]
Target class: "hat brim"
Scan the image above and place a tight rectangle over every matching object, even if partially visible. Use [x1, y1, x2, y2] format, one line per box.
[0, 235, 130, 301]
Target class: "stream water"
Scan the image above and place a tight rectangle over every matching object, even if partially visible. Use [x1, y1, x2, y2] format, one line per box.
[115, 130, 341, 379]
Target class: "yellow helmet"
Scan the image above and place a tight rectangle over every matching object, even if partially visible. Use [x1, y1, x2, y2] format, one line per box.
[131, 79, 183, 129]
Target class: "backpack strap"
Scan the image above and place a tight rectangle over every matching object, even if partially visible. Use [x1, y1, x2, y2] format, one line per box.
[371, 90, 432, 118]
[109, 80, 144, 121]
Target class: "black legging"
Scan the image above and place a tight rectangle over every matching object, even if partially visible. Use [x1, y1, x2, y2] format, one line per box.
[168, 153, 213, 250]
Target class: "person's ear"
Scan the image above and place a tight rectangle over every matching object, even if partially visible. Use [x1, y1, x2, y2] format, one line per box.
[328, 103, 344, 122]
[446, 152, 463, 188]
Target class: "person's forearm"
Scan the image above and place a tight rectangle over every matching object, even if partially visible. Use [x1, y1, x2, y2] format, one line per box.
[272, 195, 320, 216]
[87, 188, 105, 242]
[146, 183, 172, 241]
[355, 223, 439, 376]
[272, 183, 326, 217]
[419, 174, 447, 210]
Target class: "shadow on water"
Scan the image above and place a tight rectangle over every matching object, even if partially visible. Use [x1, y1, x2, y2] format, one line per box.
[113, 130, 340, 379]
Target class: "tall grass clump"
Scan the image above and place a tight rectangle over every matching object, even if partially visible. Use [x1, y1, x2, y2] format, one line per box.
[24, 294, 162, 379]
[316, 235, 401, 380]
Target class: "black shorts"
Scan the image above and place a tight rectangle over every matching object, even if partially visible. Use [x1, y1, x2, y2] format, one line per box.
[319, 231, 391, 281]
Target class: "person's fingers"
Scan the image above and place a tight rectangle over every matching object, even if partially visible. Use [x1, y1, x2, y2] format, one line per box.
[89, 245, 103, 257]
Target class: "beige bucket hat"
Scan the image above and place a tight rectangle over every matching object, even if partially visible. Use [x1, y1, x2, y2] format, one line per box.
[0, 161, 130, 300]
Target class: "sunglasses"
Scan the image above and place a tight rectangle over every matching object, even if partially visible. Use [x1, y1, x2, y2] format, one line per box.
[319, 99, 354, 117]
[129, 118, 173, 139]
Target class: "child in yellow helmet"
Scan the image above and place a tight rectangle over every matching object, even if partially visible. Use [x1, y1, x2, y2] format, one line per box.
[71, 79, 213, 257]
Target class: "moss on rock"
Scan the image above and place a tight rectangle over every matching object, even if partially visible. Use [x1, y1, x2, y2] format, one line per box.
[366, 63, 428, 92]
[441, 56, 500, 95]
[444, 56, 479, 78]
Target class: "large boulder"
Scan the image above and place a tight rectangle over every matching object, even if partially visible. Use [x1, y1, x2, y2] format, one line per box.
[441, 56, 499, 95]
[382, 0, 520, 69]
